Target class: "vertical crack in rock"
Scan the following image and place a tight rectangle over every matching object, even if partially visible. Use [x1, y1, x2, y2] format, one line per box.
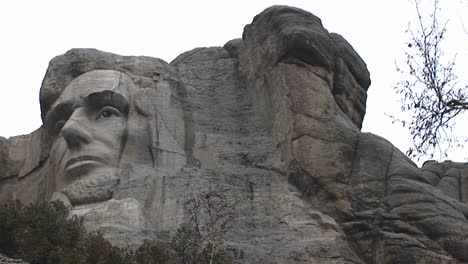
[383, 146, 395, 207]
[348, 132, 361, 184]
[371, 146, 394, 263]
[458, 170, 462, 202]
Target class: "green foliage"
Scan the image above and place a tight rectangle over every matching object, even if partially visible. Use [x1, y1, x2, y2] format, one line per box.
[132, 240, 175, 264]
[171, 225, 202, 264]
[0, 201, 131, 264]
[0, 200, 85, 263]
[84, 232, 128, 264]
[0, 200, 22, 256]
[0, 200, 233, 264]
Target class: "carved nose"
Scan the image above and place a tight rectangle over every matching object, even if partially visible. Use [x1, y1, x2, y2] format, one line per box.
[61, 116, 92, 149]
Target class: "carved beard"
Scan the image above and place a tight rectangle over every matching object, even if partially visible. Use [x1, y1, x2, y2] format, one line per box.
[61, 172, 120, 206]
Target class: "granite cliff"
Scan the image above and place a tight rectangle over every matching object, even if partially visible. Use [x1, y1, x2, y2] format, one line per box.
[1, 5, 468, 264]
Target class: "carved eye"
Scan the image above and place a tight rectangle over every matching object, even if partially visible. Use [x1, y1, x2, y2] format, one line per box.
[97, 106, 121, 119]
[54, 120, 66, 133]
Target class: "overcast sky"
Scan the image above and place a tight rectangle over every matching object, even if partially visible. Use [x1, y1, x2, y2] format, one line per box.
[0, 0, 467, 164]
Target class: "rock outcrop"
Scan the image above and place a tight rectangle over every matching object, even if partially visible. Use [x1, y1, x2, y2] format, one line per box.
[1, 5, 468, 264]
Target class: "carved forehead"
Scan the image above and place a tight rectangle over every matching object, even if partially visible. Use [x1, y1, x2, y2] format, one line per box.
[39, 49, 176, 122]
[51, 70, 134, 110]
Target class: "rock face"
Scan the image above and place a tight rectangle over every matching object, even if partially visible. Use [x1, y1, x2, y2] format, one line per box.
[1, 5, 468, 264]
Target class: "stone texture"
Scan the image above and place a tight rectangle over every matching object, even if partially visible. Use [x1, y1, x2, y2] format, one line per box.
[0, 254, 28, 264]
[1, 5, 468, 264]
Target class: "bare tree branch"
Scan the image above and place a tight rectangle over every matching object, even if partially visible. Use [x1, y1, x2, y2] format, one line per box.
[394, 0, 467, 159]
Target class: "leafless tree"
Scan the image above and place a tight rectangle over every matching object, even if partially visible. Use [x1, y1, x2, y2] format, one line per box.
[171, 184, 237, 264]
[393, 0, 468, 159]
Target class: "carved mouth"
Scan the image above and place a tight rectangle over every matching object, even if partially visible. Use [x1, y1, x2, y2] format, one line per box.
[65, 155, 109, 173]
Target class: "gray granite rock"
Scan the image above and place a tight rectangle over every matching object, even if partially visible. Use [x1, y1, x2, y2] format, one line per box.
[0, 254, 28, 264]
[1, 5, 468, 264]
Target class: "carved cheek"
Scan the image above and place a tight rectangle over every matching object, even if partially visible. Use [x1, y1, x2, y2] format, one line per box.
[50, 137, 67, 167]
[92, 117, 126, 157]
[49, 137, 69, 188]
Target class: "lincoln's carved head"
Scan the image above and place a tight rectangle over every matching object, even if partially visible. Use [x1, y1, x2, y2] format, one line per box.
[41, 57, 187, 207]
[45, 70, 132, 205]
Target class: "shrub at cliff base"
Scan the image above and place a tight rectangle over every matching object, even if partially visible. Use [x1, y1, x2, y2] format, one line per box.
[0, 200, 232, 264]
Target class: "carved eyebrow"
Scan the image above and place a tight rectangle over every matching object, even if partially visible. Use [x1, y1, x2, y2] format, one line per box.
[45, 100, 74, 126]
[86, 90, 129, 116]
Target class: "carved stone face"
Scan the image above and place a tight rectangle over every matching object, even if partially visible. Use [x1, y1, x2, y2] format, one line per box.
[46, 70, 133, 206]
